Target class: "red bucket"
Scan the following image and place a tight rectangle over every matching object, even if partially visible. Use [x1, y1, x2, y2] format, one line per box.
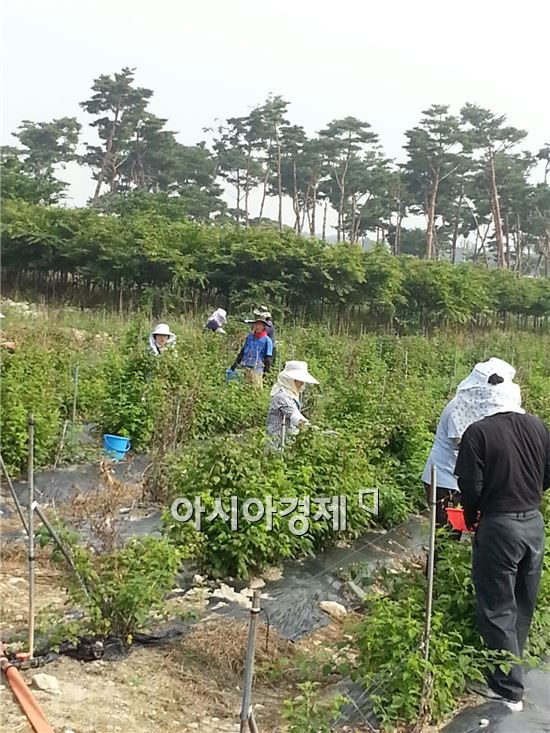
[445, 507, 473, 532]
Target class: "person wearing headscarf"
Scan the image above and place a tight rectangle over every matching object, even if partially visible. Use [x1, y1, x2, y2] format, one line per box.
[422, 357, 523, 535]
[266, 360, 319, 449]
[205, 308, 227, 334]
[148, 323, 176, 356]
[456, 368, 550, 712]
[230, 316, 273, 388]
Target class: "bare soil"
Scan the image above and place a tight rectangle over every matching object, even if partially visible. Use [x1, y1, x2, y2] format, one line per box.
[0, 546, 344, 733]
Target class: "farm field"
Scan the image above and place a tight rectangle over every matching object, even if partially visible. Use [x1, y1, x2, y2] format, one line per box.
[1, 302, 550, 732]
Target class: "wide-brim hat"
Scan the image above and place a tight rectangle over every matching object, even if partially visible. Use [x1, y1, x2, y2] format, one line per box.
[251, 316, 270, 326]
[281, 360, 319, 384]
[152, 323, 175, 337]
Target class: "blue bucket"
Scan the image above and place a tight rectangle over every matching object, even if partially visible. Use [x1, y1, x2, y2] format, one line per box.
[225, 367, 242, 383]
[103, 434, 131, 461]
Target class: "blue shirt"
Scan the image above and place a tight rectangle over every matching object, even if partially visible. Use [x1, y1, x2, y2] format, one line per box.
[241, 333, 273, 371]
[422, 399, 461, 490]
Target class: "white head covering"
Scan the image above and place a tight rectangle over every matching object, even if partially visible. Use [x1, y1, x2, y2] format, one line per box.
[270, 360, 319, 400]
[210, 308, 227, 325]
[449, 357, 524, 438]
[149, 323, 176, 354]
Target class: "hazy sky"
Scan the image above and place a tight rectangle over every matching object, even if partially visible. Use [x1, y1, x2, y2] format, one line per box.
[2, 0, 549, 207]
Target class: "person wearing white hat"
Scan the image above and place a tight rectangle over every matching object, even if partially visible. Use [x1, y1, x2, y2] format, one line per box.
[421, 356, 523, 536]
[205, 307, 227, 335]
[148, 323, 176, 355]
[266, 360, 319, 449]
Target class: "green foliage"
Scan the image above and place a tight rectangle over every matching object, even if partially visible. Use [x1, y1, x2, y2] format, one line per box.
[0, 339, 73, 473]
[162, 426, 383, 578]
[42, 526, 183, 639]
[345, 527, 550, 729]
[3, 197, 550, 327]
[282, 682, 344, 733]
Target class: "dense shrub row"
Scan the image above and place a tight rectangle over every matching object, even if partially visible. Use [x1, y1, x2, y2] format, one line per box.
[2, 200, 550, 330]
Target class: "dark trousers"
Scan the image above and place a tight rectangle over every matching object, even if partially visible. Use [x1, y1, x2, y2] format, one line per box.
[472, 511, 545, 701]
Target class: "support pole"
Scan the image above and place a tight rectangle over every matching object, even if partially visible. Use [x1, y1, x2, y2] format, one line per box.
[424, 464, 437, 663]
[28, 413, 35, 658]
[240, 589, 261, 732]
[33, 502, 90, 600]
[72, 365, 79, 424]
[0, 453, 29, 536]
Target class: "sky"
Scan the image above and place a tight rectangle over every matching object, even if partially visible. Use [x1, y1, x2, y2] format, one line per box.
[2, 0, 549, 210]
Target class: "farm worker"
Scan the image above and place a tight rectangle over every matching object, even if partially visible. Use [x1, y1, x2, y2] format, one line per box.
[455, 367, 550, 712]
[422, 357, 522, 535]
[148, 323, 176, 355]
[205, 307, 227, 334]
[230, 317, 273, 388]
[253, 306, 276, 347]
[266, 360, 319, 449]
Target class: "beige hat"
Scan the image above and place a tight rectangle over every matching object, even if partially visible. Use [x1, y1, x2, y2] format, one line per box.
[281, 360, 319, 384]
[152, 323, 175, 337]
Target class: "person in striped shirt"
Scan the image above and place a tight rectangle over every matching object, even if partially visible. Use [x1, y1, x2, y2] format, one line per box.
[266, 360, 319, 449]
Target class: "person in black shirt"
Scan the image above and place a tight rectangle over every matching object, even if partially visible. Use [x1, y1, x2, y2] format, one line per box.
[455, 372, 550, 711]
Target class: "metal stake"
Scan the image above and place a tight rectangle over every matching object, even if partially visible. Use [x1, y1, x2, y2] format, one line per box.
[72, 365, 79, 423]
[28, 413, 35, 657]
[33, 502, 90, 600]
[0, 452, 29, 535]
[423, 464, 437, 663]
[239, 589, 261, 732]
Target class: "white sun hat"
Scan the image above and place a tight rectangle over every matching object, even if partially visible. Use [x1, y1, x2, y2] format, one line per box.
[281, 360, 319, 384]
[152, 323, 175, 337]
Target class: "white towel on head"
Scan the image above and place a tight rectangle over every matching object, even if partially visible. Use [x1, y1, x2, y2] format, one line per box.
[449, 357, 524, 438]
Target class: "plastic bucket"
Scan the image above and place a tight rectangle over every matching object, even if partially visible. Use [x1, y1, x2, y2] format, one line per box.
[103, 434, 131, 461]
[225, 367, 242, 383]
[445, 507, 475, 532]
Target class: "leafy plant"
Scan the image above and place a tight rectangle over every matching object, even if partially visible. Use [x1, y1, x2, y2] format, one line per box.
[282, 682, 344, 733]
[343, 529, 550, 729]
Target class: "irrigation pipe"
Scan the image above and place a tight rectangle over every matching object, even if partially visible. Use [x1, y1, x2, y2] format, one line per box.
[0, 656, 55, 733]
[0, 452, 29, 535]
[239, 589, 261, 733]
[28, 413, 36, 659]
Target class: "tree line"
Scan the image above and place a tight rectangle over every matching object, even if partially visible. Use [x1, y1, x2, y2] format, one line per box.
[1, 67, 549, 273]
[2, 198, 550, 331]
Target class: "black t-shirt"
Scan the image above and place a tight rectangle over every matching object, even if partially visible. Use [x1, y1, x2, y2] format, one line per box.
[455, 412, 550, 515]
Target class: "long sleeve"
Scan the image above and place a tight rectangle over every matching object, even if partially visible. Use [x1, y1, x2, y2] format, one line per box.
[544, 426, 550, 490]
[232, 345, 245, 369]
[455, 426, 484, 528]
